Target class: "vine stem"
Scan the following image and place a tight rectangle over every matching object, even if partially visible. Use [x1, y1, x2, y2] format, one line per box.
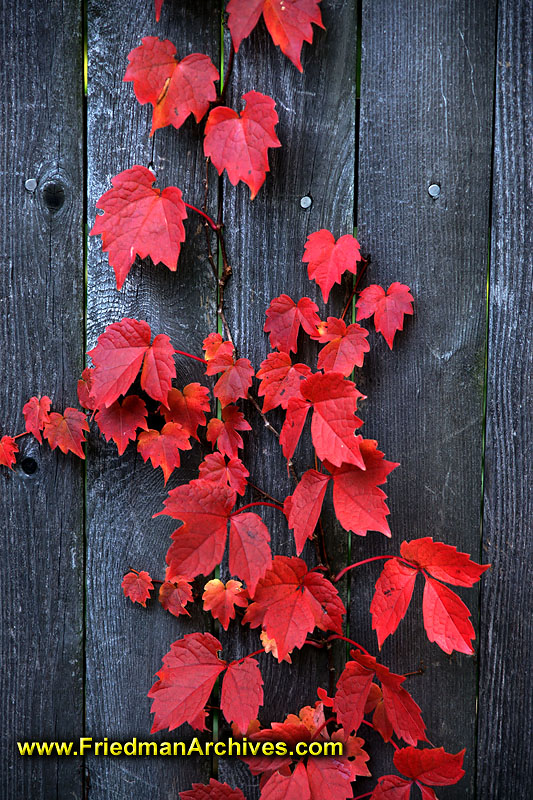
[311, 716, 336, 742]
[334, 554, 414, 582]
[327, 634, 371, 657]
[231, 501, 284, 515]
[13, 431, 28, 439]
[353, 793, 373, 800]
[173, 349, 206, 364]
[184, 202, 219, 231]
[247, 392, 280, 439]
[230, 648, 264, 666]
[249, 482, 283, 505]
[340, 256, 369, 321]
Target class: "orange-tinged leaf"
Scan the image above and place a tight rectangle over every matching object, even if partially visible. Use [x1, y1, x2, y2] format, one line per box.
[316, 318, 370, 376]
[212, 359, 254, 408]
[422, 577, 475, 655]
[356, 283, 414, 349]
[159, 384, 211, 440]
[90, 166, 187, 290]
[264, 295, 320, 354]
[221, 657, 264, 734]
[0, 435, 18, 470]
[180, 779, 247, 800]
[95, 395, 148, 455]
[22, 396, 51, 443]
[400, 537, 489, 587]
[257, 352, 312, 412]
[159, 577, 193, 617]
[207, 404, 251, 459]
[137, 422, 192, 483]
[393, 746, 466, 785]
[124, 37, 219, 134]
[303, 230, 361, 302]
[202, 579, 248, 629]
[199, 453, 249, 496]
[371, 559, 418, 647]
[122, 570, 153, 607]
[43, 408, 89, 459]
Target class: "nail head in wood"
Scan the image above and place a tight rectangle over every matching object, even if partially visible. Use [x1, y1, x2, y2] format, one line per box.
[428, 183, 441, 198]
[300, 195, 312, 209]
[25, 178, 37, 192]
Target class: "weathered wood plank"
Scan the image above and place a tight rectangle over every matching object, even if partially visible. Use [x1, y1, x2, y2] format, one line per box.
[218, 2, 356, 796]
[352, 1, 496, 796]
[0, 1, 84, 797]
[85, 2, 218, 796]
[477, 1, 533, 796]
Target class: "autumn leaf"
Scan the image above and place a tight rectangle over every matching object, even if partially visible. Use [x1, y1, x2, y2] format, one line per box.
[227, 0, 324, 72]
[257, 352, 312, 412]
[333, 659, 375, 738]
[204, 91, 281, 199]
[315, 317, 370, 376]
[221, 657, 264, 734]
[199, 452, 249, 496]
[356, 283, 414, 349]
[22, 396, 51, 443]
[43, 408, 89, 459]
[124, 37, 219, 134]
[137, 422, 192, 484]
[77, 368, 96, 410]
[371, 559, 418, 647]
[90, 166, 188, 290]
[303, 230, 361, 302]
[260, 762, 310, 800]
[264, 295, 321, 354]
[159, 384, 211, 440]
[229, 512, 272, 594]
[371, 747, 465, 799]
[159, 577, 193, 617]
[202, 578, 249, 629]
[95, 395, 148, 455]
[400, 537, 490, 587]
[284, 470, 329, 554]
[370, 775, 412, 800]
[0, 435, 18, 470]
[122, 570, 153, 607]
[180, 779, 246, 800]
[422, 577, 475, 655]
[206, 405, 251, 459]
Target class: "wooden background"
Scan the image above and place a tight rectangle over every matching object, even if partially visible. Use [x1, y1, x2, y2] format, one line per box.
[1, 0, 531, 798]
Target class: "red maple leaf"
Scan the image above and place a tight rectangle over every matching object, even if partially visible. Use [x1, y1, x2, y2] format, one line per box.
[180, 779, 246, 800]
[202, 578, 249, 629]
[221, 657, 264, 735]
[209, 359, 255, 408]
[229, 512, 273, 595]
[77, 368, 95, 410]
[243, 556, 345, 660]
[372, 747, 465, 799]
[90, 166, 187, 290]
[315, 317, 370, 376]
[206, 405, 251, 459]
[203, 332, 235, 363]
[159, 577, 193, 617]
[88, 318, 176, 408]
[199, 453, 249, 496]
[95, 395, 148, 455]
[124, 37, 219, 134]
[137, 422, 192, 483]
[159, 384, 211, 440]
[43, 408, 89, 459]
[302, 230, 361, 302]
[204, 92, 281, 199]
[122, 570, 153, 607]
[0, 435, 18, 470]
[257, 352, 312, 412]
[356, 283, 414, 349]
[264, 295, 321, 354]
[227, 0, 324, 72]
[22, 396, 51, 443]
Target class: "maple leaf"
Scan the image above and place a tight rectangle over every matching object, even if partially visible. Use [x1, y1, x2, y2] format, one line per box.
[202, 578, 249, 629]
[316, 318, 370, 376]
[333, 659, 375, 738]
[77, 368, 96, 410]
[203, 332, 235, 363]
[180, 779, 246, 800]
[356, 283, 414, 349]
[199, 453, 249, 496]
[43, 408, 89, 459]
[264, 295, 321, 354]
[227, 0, 324, 72]
[422, 577, 475, 655]
[22, 396, 51, 443]
[90, 166, 187, 290]
[204, 91, 281, 199]
[302, 230, 361, 302]
[206, 405, 251, 459]
[399, 537, 490, 587]
[95, 395, 148, 455]
[148, 632, 225, 732]
[221, 657, 264, 734]
[137, 422, 192, 484]
[159, 384, 211, 440]
[88, 318, 176, 408]
[260, 630, 292, 664]
[0, 435, 18, 470]
[243, 556, 345, 661]
[124, 37, 219, 135]
[122, 570, 153, 607]
[257, 352, 312, 412]
[159, 577, 193, 617]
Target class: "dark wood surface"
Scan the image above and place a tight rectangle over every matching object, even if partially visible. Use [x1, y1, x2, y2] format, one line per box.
[0, 1, 85, 798]
[477, 0, 533, 796]
[1, 0, 532, 797]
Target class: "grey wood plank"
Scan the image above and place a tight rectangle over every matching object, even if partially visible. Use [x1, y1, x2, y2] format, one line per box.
[0, 1, 84, 798]
[351, 1, 496, 796]
[477, 1, 533, 796]
[86, 2, 218, 797]
[217, 2, 356, 796]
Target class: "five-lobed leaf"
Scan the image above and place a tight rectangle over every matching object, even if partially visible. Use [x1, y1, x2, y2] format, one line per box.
[303, 229, 361, 302]
[356, 283, 414, 349]
[199, 452, 249, 496]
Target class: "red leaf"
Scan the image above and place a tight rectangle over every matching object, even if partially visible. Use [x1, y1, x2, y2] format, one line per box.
[264, 295, 321, 354]
[212, 359, 255, 408]
[333, 659, 374, 737]
[284, 469, 329, 554]
[370, 776, 413, 800]
[370, 559, 418, 647]
[202, 578, 248, 629]
[422, 577, 475, 655]
[356, 283, 414, 349]
[393, 746, 465, 786]
[207, 405, 251, 459]
[229, 512, 273, 595]
[122, 570, 153, 607]
[141, 334, 176, 404]
[159, 577, 193, 617]
[372, 697, 394, 743]
[124, 37, 219, 135]
[148, 632, 225, 732]
[199, 453, 249, 496]
[221, 657, 264, 734]
[260, 763, 310, 800]
[400, 537, 489, 587]
[417, 787, 437, 800]
[77, 368, 96, 410]
[137, 422, 192, 483]
[0, 435, 18, 470]
[95, 395, 148, 455]
[257, 352, 312, 413]
[279, 395, 311, 462]
[203, 332, 235, 364]
[90, 166, 187, 290]
[43, 408, 89, 459]
[306, 756, 355, 800]
[22, 396, 51, 443]
[243, 556, 345, 660]
[180, 779, 246, 800]
[204, 92, 281, 199]
[316, 318, 370, 376]
[302, 230, 361, 302]
[227, 0, 324, 72]
[159, 384, 211, 440]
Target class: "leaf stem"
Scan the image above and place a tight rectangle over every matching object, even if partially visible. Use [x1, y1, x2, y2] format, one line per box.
[334, 555, 414, 582]
[13, 431, 28, 440]
[231, 501, 284, 515]
[173, 349, 207, 364]
[248, 482, 283, 505]
[231, 649, 264, 666]
[360, 719, 400, 750]
[184, 202, 219, 231]
[311, 716, 336, 741]
[340, 256, 369, 321]
[327, 634, 371, 657]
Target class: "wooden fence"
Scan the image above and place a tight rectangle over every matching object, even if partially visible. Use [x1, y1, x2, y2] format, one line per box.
[1, 0, 531, 798]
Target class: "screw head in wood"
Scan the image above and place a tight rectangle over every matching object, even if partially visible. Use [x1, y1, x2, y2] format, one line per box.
[428, 183, 441, 198]
[300, 195, 312, 209]
[25, 178, 37, 192]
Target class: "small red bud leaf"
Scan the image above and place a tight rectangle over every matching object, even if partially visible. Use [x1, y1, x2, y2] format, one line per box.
[22, 396, 51, 443]
[43, 408, 89, 459]
[122, 570, 153, 607]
